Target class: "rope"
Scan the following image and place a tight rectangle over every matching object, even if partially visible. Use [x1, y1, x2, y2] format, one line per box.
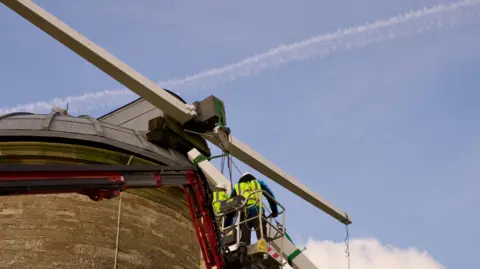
[193, 153, 228, 166]
[344, 213, 351, 269]
[208, 153, 228, 160]
[231, 158, 242, 174]
[126, 155, 134, 165]
[220, 154, 226, 174]
[113, 193, 122, 269]
[218, 151, 234, 190]
[227, 155, 233, 190]
[113, 155, 133, 268]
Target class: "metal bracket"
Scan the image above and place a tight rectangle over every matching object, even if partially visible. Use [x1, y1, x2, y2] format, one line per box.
[214, 126, 232, 152]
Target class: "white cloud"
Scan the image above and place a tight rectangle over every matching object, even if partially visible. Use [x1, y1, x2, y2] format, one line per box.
[284, 238, 444, 269]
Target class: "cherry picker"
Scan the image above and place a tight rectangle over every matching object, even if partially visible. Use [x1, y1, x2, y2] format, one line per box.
[0, 160, 286, 269]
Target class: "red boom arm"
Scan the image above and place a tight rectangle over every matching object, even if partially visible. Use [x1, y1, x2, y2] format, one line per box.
[0, 164, 224, 269]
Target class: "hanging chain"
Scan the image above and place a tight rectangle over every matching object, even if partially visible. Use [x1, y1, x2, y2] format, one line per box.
[344, 214, 351, 269]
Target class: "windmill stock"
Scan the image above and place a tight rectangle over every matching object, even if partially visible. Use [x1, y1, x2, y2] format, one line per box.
[0, 0, 351, 224]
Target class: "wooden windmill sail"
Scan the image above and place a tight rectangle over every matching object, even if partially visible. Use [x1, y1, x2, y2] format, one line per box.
[1, 1, 352, 268]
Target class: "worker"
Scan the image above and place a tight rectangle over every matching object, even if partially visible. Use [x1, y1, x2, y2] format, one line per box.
[212, 183, 228, 215]
[228, 172, 278, 245]
[212, 183, 229, 228]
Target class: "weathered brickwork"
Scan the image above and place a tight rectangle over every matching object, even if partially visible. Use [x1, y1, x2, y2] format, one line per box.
[0, 141, 200, 269]
[0, 190, 200, 269]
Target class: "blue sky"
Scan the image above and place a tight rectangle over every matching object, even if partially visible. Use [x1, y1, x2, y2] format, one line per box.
[1, 0, 480, 268]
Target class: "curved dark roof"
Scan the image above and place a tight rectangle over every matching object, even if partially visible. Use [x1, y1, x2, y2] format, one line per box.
[0, 112, 191, 166]
[97, 89, 186, 120]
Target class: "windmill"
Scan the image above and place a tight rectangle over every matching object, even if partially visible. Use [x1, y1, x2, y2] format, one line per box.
[0, 1, 352, 269]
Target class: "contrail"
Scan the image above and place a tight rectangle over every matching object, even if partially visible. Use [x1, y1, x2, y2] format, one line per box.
[2, 0, 480, 115]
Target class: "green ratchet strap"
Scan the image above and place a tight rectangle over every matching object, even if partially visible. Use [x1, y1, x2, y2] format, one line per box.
[192, 153, 229, 166]
[193, 155, 209, 166]
[287, 249, 302, 266]
[214, 97, 226, 128]
[285, 232, 303, 266]
[285, 232, 294, 243]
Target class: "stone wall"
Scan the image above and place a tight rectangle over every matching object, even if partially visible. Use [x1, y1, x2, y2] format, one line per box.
[0, 141, 200, 269]
[0, 192, 199, 269]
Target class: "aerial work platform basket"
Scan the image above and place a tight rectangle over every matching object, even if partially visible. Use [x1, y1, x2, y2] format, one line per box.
[215, 189, 286, 269]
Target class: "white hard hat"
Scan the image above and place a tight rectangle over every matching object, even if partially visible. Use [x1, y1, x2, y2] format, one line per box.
[239, 172, 255, 182]
[216, 183, 227, 189]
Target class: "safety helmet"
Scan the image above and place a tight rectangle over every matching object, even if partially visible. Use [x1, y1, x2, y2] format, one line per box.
[239, 172, 255, 182]
[216, 183, 227, 190]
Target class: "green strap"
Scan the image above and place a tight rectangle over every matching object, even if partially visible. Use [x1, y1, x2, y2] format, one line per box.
[285, 232, 294, 243]
[214, 97, 226, 128]
[193, 155, 209, 166]
[208, 153, 228, 160]
[287, 249, 302, 266]
[192, 153, 228, 166]
[285, 232, 302, 266]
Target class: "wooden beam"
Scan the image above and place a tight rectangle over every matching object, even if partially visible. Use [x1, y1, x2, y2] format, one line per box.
[2, 0, 352, 224]
[0, 0, 194, 124]
[207, 135, 352, 224]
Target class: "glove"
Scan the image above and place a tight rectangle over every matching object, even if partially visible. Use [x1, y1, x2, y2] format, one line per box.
[271, 211, 278, 218]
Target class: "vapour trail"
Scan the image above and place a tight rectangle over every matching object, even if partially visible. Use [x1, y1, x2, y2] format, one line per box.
[2, 0, 480, 114]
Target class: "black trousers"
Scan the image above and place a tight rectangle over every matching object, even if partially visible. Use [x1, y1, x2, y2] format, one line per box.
[240, 211, 267, 245]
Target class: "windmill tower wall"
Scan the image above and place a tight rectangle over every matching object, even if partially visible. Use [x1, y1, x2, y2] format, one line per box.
[0, 112, 202, 269]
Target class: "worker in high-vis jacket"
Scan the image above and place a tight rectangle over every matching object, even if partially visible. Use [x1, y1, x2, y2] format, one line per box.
[228, 172, 278, 245]
[212, 183, 229, 228]
[212, 183, 228, 215]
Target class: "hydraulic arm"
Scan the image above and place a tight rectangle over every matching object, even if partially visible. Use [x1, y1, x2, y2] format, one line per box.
[0, 164, 224, 269]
